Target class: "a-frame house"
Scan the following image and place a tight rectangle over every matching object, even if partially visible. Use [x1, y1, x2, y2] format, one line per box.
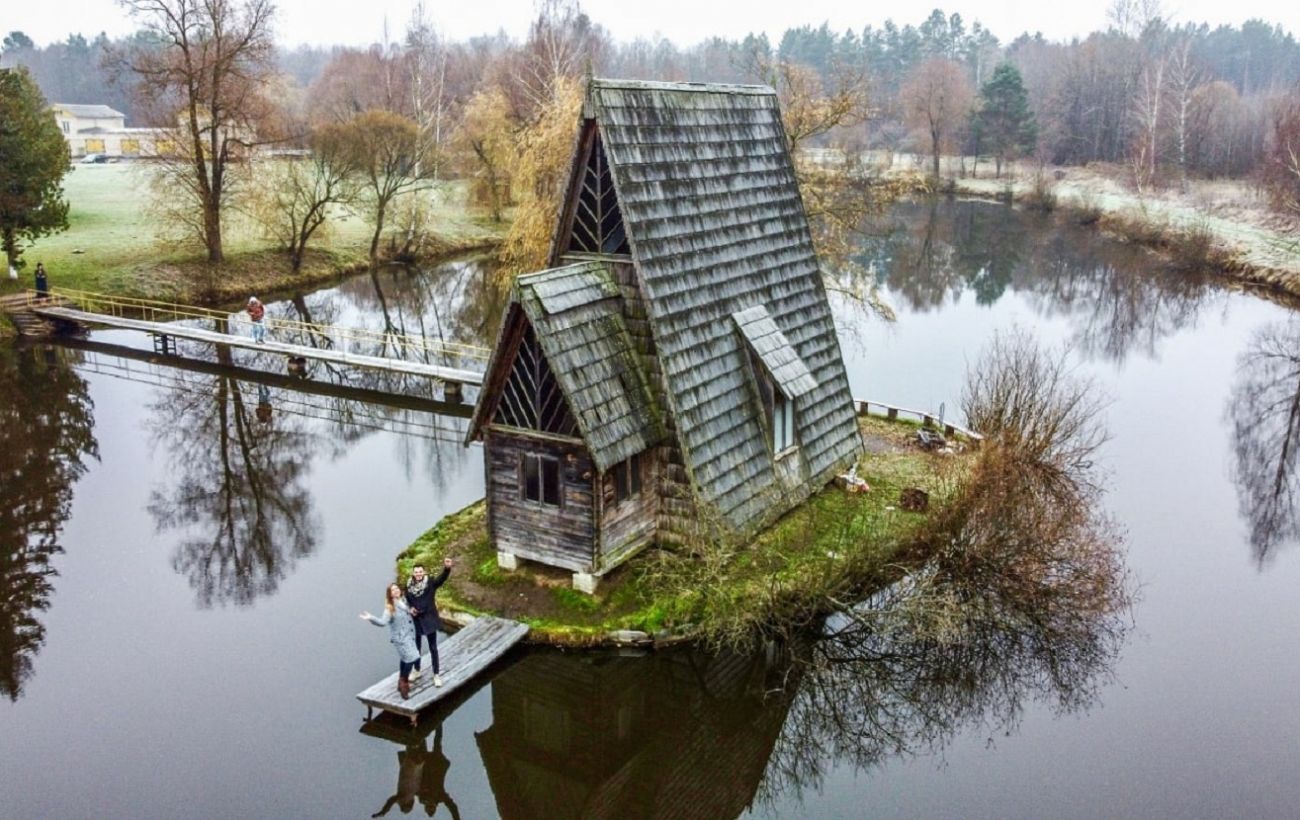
[468, 79, 863, 591]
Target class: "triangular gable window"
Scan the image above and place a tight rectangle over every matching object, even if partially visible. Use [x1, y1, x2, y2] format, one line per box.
[492, 321, 579, 437]
[566, 131, 630, 256]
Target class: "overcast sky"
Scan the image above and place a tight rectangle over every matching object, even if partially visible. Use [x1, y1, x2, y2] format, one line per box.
[8, 0, 1297, 50]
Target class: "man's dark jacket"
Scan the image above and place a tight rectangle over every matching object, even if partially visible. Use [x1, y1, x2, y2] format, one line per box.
[406, 567, 450, 634]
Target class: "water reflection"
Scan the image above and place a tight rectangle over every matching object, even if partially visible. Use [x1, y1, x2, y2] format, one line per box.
[370, 723, 461, 818]
[0, 344, 99, 700]
[475, 650, 792, 820]
[145, 353, 328, 608]
[1230, 320, 1300, 565]
[868, 200, 1219, 364]
[467, 567, 1129, 820]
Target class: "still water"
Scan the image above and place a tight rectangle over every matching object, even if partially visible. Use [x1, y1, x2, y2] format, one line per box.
[3, 200, 1300, 818]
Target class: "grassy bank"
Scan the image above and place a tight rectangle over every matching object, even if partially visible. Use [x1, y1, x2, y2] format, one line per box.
[397, 416, 969, 647]
[0, 162, 505, 304]
[940, 162, 1300, 294]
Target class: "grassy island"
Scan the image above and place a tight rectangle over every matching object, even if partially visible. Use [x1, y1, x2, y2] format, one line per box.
[397, 415, 972, 648]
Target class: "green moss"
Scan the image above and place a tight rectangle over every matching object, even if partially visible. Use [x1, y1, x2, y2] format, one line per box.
[552, 587, 600, 613]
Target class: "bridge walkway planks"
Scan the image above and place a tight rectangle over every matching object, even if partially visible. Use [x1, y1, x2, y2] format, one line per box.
[357, 616, 529, 726]
[30, 305, 485, 385]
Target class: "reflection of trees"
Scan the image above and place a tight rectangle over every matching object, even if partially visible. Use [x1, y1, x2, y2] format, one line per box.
[761, 581, 1127, 804]
[866, 199, 1218, 364]
[0, 345, 98, 700]
[1230, 321, 1300, 565]
[146, 356, 326, 607]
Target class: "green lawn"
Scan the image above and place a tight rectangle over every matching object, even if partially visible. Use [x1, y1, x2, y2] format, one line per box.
[2, 162, 503, 300]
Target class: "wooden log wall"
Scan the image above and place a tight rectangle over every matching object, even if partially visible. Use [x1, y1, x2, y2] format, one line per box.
[485, 427, 596, 572]
[609, 260, 697, 547]
[596, 447, 659, 572]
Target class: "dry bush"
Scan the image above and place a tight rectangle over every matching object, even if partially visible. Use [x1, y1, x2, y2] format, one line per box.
[1019, 167, 1058, 212]
[1167, 220, 1236, 272]
[1072, 192, 1104, 225]
[962, 328, 1109, 498]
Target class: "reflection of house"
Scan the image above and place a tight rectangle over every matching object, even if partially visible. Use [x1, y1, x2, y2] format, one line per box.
[467, 79, 863, 590]
[51, 103, 157, 157]
[475, 651, 792, 820]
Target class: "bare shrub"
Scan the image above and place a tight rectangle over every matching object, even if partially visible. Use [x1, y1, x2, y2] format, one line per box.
[1019, 167, 1058, 212]
[1072, 192, 1104, 225]
[1167, 220, 1235, 272]
[962, 329, 1109, 498]
[1100, 207, 1169, 247]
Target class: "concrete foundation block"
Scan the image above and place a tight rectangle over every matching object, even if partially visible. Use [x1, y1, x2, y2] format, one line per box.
[572, 572, 598, 595]
[496, 551, 518, 571]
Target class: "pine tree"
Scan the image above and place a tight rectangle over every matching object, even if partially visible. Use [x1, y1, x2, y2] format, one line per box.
[0, 67, 70, 274]
[970, 62, 1038, 177]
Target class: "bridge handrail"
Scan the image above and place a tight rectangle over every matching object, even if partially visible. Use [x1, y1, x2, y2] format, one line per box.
[36, 287, 491, 361]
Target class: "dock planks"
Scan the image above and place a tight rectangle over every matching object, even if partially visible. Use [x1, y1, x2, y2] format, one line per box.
[356, 616, 529, 725]
[29, 305, 485, 385]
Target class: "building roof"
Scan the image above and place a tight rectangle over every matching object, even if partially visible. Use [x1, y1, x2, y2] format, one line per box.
[470, 261, 662, 472]
[53, 103, 125, 119]
[583, 77, 862, 527]
[732, 305, 818, 399]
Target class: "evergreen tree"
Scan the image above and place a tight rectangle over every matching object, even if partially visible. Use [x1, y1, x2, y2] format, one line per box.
[970, 62, 1038, 176]
[0, 66, 70, 273]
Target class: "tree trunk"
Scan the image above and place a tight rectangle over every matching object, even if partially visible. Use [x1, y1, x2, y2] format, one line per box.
[204, 197, 224, 264]
[931, 128, 942, 180]
[369, 200, 387, 265]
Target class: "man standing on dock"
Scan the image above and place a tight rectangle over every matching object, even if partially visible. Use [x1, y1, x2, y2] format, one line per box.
[246, 296, 266, 343]
[406, 558, 452, 687]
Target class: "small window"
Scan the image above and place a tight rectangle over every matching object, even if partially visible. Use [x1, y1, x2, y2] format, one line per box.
[521, 453, 561, 506]
[613, 453, 643, 504]
[750, 349, 797, 453]
[773, 391, 795, 452]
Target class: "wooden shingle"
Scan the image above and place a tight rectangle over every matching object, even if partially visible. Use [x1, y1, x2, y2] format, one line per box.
[586, 78, 863, 529]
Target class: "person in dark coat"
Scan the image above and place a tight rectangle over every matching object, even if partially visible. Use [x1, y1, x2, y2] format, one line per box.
[34, 262, 49, 299]
[405, 558, 452, 686]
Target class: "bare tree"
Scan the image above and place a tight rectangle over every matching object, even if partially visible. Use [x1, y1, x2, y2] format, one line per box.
[1167, 38, 1200, 191]
[316, 110, 435, 265]
[1130, 52, 1166, 191]
[901, 57, 974, 180]
[117, 0, 277, 264]
[518, 0, 608, 110]
[404, 1, 450, 179]
[248, 146, 358, 272]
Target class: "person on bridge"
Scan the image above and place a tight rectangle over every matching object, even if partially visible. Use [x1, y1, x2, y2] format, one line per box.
[361, 584, 421, 700]
[34, 262, 48, 299]
[246, 296, 266, 343]
[406, 558, 452, 688]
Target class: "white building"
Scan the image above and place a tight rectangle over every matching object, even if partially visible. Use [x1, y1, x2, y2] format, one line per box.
[52, 103, 158, 158]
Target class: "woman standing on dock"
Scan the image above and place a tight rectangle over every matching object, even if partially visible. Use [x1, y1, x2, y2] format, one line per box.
[361, 584, 421, 700]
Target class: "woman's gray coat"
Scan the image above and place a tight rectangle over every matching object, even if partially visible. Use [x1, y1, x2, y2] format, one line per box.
[366, 601, 420, 664]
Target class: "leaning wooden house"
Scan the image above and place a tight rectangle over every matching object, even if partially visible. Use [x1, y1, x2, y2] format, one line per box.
[467, 79, 863, 591]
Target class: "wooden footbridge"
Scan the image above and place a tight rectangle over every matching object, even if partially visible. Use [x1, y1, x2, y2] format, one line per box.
[3, 289, 488, 396]
[357, 616, 529, 726]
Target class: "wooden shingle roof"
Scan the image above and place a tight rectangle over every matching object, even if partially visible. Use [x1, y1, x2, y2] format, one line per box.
[587, 78, 862, 528]
[471, 261, 662, 472]
[732, 305, 818, 398]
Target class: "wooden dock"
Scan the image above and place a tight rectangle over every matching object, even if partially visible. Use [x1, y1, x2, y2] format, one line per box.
[30, 304, 485, 386]
[356, 616, 529, 726]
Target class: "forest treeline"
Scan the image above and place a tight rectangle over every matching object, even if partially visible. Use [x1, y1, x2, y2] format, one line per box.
[2, 0, 1298, 269]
